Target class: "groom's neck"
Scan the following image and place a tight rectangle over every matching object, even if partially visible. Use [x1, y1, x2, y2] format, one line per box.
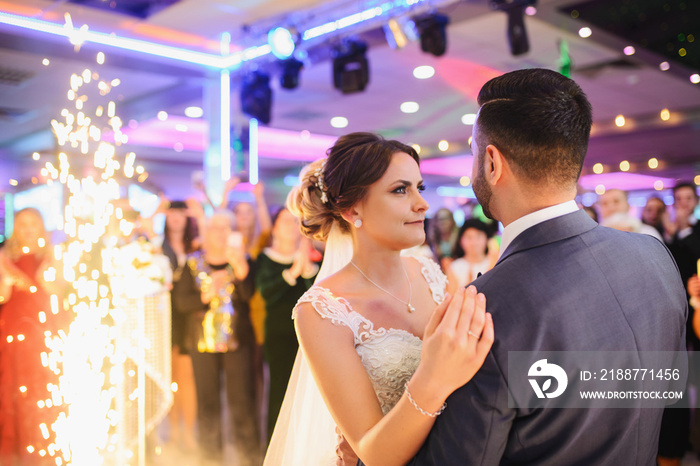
[496, 184, 577, 227]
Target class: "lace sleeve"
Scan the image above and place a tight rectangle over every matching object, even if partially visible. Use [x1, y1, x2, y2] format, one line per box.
[411, 255, 448, 304]
[293, 287, 377, 346]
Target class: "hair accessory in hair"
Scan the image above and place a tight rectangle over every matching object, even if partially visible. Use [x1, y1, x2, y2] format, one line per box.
[314, 160, 329, 204]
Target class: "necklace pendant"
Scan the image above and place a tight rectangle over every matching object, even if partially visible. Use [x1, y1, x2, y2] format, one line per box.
[408, 303, 416, 313]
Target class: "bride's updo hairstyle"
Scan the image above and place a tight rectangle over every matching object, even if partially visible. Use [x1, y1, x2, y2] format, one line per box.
[287, 132, 419, 242]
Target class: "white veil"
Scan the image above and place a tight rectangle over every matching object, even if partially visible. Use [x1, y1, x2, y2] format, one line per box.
[263, 222, 353, 465]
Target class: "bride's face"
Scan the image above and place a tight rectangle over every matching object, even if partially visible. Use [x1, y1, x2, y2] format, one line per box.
[353, 151, 428, 250]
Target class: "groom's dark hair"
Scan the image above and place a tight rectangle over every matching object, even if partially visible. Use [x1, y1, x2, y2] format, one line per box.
[476, 68, 592, 187]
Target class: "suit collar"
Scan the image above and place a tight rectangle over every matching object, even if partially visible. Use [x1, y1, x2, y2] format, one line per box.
[497, 209, 597, 263]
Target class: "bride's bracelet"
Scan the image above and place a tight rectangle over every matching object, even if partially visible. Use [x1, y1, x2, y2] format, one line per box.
[404, 382, 447, 418]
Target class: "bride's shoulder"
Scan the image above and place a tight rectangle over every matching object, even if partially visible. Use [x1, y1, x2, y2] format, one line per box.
[294, 279, 354, 321]
[403, 254, 448, 303]
[404, 254, 445, 282]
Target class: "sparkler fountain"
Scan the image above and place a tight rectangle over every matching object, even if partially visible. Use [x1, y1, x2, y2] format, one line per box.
[36, 48, 172, 466]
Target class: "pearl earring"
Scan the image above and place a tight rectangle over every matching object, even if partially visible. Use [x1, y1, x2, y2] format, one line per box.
[354, 219, 363, 228]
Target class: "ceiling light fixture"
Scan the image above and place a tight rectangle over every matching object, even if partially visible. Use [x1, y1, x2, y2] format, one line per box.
[413, 65, 435, 79]
[332, 39, 369, 94]
[578, 27, 592, 38]
[400, 101, 420, 113]
[184, 106, 203, 118]
[268, 27, 296, 60]
[241, 71, 272, 124]
[490, 0, 537, 56]
[461, 113, 477, 125]
[280, 58, 304, 90]
[413, 13, 450, 57]
[330, 116, 349, 128]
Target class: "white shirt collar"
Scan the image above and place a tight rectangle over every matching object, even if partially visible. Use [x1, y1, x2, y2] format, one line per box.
[498, 200, 580, 258]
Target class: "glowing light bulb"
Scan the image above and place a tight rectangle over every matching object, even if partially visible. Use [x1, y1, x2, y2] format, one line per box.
[185, 106, 203, 118]
[400, 102, 419, 113]
[413, 65, 435, 79]
[461, 113, 477, 125]
[330, 117, 348, 128]
[593, 163, 604, 174]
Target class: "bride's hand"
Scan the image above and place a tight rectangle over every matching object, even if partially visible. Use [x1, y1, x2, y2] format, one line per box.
[411, 286, 494, 404]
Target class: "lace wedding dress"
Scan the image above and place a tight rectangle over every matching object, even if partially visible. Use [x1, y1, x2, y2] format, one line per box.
[291, 255, 447, 464]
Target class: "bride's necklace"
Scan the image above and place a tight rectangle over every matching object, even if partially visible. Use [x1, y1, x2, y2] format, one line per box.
[350, 260, 415, 313]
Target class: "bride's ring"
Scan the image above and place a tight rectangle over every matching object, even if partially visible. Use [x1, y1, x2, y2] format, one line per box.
[467, 330, 480, 339]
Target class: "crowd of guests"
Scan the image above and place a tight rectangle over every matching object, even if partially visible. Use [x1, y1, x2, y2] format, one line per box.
[0, 177, 698, 465]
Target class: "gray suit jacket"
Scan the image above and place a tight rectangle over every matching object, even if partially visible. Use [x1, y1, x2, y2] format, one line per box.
[408, 209, 687, 465]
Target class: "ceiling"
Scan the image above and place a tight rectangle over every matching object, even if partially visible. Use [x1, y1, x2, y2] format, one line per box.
[0, 0, 699, 205]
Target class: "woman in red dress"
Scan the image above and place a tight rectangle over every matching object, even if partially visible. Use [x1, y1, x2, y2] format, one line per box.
[0, 208, 64, 465]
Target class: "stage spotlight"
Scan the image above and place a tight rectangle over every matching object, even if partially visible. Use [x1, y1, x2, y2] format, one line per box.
[490, 0, 537, 56]
[280, 58, 304, 90]
[332, 39, 369, 94]
[240, 70, 272, 124]
[413, 13, 450, 57]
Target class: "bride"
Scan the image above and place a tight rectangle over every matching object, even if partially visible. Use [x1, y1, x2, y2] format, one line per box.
[264, 132, 494, 465]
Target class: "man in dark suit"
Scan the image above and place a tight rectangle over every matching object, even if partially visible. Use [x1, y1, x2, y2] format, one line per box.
[409, 69, 688, 465]
[662, 181, 700, 463]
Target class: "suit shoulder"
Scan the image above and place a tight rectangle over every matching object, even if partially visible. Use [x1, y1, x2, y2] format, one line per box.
[583, 224, 673, 260]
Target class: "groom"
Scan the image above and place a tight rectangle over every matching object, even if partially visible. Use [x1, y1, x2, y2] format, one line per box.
[408, 69, 688, 465]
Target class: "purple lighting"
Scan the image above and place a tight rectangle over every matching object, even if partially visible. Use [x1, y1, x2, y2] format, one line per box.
[420, 155, 473, 177]
[579, 172, 675, 191]
[112, 116, 338, 161]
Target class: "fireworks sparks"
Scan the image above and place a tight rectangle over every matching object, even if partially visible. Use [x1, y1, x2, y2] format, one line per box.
[38, 43, 150, 465]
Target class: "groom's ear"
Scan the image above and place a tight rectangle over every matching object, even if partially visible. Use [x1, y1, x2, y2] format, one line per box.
[485, 144, 505, 186]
